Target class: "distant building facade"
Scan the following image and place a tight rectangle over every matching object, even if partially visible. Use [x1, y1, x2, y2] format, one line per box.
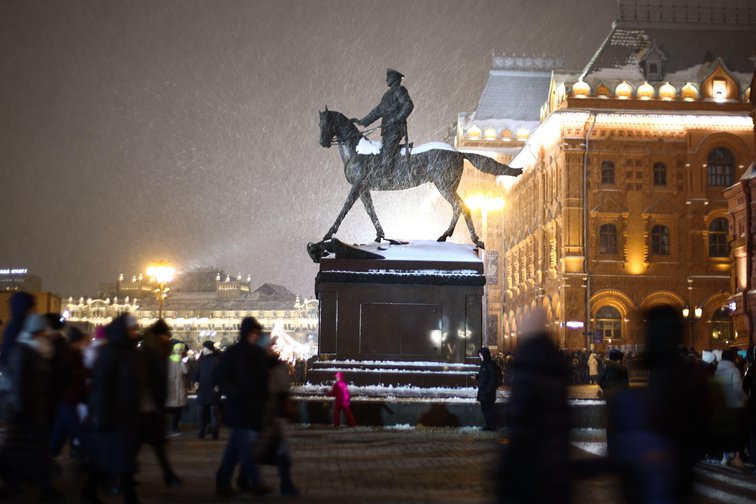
[455, 0, 756, 350]
[0, 268, 42, 293]
[64, 268, 318, 348]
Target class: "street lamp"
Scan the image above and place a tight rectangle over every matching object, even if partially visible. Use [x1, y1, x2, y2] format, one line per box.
[147, 262, 175, 319]
[681, 304, 703, 349]
[464, 192, 505, 348]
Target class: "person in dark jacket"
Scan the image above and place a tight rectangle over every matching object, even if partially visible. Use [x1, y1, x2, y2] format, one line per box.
[0, 291, 36, 369]
[194, 340, 221, 439]
[498, 309, 571, 504]
[474, 347, 499, 431]
[598, 349, 629, 399]
[137, 319, 182, 487]
[215, 317, 270, 497]
[1, 314, 61, 500]
[50, 326, 91, 458]
[82, 314, 142, 504]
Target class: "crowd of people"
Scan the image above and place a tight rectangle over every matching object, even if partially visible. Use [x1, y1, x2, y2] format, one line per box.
[0, 291, 299, 502]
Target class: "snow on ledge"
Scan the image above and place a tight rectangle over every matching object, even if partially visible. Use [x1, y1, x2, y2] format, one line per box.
[317, 359, 477, 368]
[326, 269, 481, 277]
[356, 138, 457, 156]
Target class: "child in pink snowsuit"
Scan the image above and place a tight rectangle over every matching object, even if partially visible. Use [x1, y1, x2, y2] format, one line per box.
[328, 372, 356, 427]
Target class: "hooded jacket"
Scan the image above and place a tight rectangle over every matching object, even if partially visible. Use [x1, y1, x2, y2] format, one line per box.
[476, 347, 499, 403]
[714, 359, 746, 409]
[329, 371, 351, 406]
[0, 292, 35, 367]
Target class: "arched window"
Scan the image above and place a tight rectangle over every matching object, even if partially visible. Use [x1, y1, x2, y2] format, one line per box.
[711, 308, 733, 341]
[601, 161, 615, 185]
[707, 147, 735, 187]
[651, 225, 670, 255]
[653, 162, 667, 186]
[596, 306, 622, 340]
[708, 217, 730, 258]
[599, 224, 618, 254]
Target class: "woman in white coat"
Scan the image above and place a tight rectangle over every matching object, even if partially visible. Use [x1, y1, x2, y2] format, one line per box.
[165, 342, 188, 436]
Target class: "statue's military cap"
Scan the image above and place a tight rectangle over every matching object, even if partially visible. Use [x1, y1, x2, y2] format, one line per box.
[386, 68, 405, 81]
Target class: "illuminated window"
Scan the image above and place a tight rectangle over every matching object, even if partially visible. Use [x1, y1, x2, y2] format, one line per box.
[711, 308, 733, 341]
[707, 147, 735, 187]
[572, 80, 591, 98]
[681, 83, 699, 101]
[596, 306, 622, 339]
[483, 127, 498, 141]
[637, 82, 655, 100]
[599, 224, 618, 254]
[653, 162, 667, 186]
[659, 82, 676, 101]
[651, 225, 669, 255]
[601, 161, 615, 185]
[712, 79, 727, 100]
[708, 217, 730, 258]
[615, 82, 633, 99]
[467, 126, 481, 140]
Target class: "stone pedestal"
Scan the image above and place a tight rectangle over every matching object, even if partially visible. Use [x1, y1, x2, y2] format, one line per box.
[315, 240, 484, 364]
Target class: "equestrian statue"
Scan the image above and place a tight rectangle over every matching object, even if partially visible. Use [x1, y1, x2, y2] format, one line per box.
[311, 68, 521, 262]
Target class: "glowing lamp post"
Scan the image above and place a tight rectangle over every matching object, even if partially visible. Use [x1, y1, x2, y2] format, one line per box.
[681, 304, 703, 350]
[465, 192, 505, 347]
[147, 262, 175, 319]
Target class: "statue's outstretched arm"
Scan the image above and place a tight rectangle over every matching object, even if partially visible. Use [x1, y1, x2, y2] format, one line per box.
[359, 104, 382, 127]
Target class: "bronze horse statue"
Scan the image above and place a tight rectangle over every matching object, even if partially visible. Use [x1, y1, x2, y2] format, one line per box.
[318, 108, 521, 249]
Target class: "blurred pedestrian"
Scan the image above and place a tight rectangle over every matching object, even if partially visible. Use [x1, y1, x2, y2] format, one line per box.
[194, 340, 221, 440]
[588, 351, 599, 385]
[328, 371, 356, 428]
[473, 347, 499, 431]
[138, 319, 182, 487]
[497, 309, 571, 504]
[50, 326, 91, 459]
[215, 317, 270, 498]
[165, 341, 189, 436]
[0, 292, 36, 410]
[82, 314, 142, 504]
[714, 348, 746, 467]
[598, 349, 629, 399]
[1, 314, 62, 501]
[743, 347, 756, 473]
[255, 334, 299, 496]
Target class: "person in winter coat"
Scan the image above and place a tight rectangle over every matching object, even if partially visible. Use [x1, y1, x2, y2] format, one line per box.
[0, 314, 61, 500]
[194, 340, 221, 439]
[50, 326, 91, 458]
[328, 371, 356, 427]
[165, 341, 189, 435]
[137, 319, 182, 487]
[714, 348, 746, 467]
[215, 317, 270, 497]
[82, 314, 143, 504]
[588, 352, 600, 384]
[743, 347, 756, 474]
[474, 347, 499, 431]
[0, 291, 36, 370]
[598, 349, 629, 399]
[497, 309, 571, 504]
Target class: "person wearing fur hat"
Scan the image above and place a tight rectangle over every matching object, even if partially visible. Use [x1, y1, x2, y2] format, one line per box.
[194, 340, 221, 440]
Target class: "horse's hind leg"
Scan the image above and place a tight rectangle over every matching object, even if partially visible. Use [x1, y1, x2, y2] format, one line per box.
[324, 183, 364, 241]
[359, 191, 385, 242]
[437, 186, 484, 249]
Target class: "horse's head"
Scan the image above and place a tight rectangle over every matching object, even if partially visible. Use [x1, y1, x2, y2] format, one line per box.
[319, 107, 335, 149]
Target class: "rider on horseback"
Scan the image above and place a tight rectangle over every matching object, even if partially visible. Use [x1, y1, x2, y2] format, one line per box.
[356, 69, 414, 179]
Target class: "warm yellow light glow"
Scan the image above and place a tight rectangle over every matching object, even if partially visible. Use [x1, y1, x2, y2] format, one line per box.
[712, 79, 727, 102]
[637, 82, 654, 100]
[467, 125, 482, 140]
[483, 127, 498, 141]
[615, 82, 633, 99]
[681, 83, 699, 101]
[147, 263, 175, 284]
[572, 80, 591, 98]
[465, 194, 505, 212]
[515, 128, 530, 141]
[659, 82, 676, 101]
[500, 129, 513, 141]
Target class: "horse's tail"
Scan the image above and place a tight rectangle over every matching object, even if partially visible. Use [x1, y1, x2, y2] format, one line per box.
[462, 152, 522, 177]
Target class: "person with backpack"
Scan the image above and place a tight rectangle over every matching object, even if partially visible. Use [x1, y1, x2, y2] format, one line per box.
[473, 347, 500, 431]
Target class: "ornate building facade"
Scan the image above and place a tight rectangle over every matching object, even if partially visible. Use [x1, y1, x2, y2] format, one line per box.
[455, 0, 756, 350]
[64, 268, 318, 349]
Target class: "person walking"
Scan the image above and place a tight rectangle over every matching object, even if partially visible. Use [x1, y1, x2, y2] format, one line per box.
[138, 319, 182, 487]
[588, 351, 600, 385]
[474, 347, 499, 431]
[194, 340, 221, 440]
[215, 317, 270, 498]
[82, 314, 143, 504]
[714, 348, 746, 467]
[328, 371, 356, 428]
[597, 349, 629, 399]
[165, 341, 188, 436]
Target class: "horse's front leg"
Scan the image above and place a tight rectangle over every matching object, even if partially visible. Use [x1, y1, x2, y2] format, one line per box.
[359, 191, 385, 242]
[323, 181, 366, 241]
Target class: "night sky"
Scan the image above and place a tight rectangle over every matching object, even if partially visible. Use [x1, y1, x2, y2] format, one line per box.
[0, 0, 616, 297]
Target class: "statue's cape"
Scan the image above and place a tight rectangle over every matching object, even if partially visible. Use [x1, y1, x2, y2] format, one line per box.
[356, 138, 457, 156]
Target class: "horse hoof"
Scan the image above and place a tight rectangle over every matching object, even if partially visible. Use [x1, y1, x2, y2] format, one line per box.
[375, 235, 384, 243]
[437, 236, 448, 242]
[476, 241, 486, 250]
